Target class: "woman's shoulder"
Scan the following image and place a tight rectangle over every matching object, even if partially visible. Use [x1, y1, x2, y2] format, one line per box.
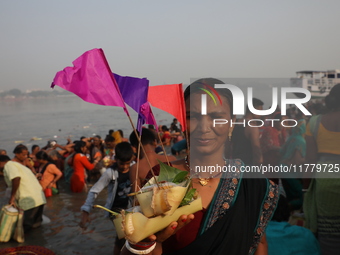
[46, 163, 61, 172]
[320, 112, 340, 132]
[75, 153, 86, 158]
[170, 158, 187, 171]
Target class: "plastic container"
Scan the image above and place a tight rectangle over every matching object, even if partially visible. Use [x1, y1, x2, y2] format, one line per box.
[44, 188, 52, 198]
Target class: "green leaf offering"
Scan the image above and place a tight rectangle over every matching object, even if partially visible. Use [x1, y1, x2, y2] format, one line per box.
[157, 160, 183, 183]
[180, 188, 197, 206]
[153, 160, 196, 208]
[172, 171, 189, 184]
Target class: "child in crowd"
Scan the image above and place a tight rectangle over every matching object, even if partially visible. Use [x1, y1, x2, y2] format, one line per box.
[79, 142, 134, 255]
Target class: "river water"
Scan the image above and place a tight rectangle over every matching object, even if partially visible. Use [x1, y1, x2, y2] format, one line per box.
[0, 78, 291, 157]
[0, 95, 174, 158]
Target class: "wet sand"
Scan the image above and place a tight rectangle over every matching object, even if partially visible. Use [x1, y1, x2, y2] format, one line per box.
[0, 177, 116, 255]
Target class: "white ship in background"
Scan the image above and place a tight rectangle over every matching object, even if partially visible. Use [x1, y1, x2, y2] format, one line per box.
[291, 70, 340, 98]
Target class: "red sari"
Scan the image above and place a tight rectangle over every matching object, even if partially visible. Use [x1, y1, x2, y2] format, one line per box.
[70, 153, 94, 193]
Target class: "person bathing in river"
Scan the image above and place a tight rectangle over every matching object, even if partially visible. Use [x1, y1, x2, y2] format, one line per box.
[0, 145, 46, 232]
[36, 150, 63, 193]
[70, 141, 101, 193]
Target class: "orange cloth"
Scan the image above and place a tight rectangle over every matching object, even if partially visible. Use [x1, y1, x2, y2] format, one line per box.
[112, 131, 122, 144]
[71, 153, 94, 193]
[306, 122, 340, 155]
[39, 164, 62, 190]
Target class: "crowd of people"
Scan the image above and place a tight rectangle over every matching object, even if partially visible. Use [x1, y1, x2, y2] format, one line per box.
[1, 80, 339, 255]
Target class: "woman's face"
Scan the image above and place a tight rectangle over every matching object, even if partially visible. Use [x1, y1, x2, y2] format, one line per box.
[15, 149, 29, 162]
[33, 146, 40, 154]
[93, 137, 101, 147]
[81, 146, 87, 154]
[186, 92, 231, 156]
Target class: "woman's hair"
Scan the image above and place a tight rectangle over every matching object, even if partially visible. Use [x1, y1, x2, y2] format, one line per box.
[325, 83, 340, 111]
[47, 149, 60, 160]
[161, 125, 169, 132]
[94, 135, 101, 140]
[13, 144, 28, 154]
[73, 140, 86, 154]
[36, 150, 51, 161]
[115, 142, 134, 162]
[105, 135, 115, 143]
[0, 155, 11, 162]
[184, 78, 233, 116]
[118, 129, 124, 137]
[271, 195, 290, 222]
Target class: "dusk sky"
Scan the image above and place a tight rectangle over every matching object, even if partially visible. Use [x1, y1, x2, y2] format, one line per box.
[1, 0, 339, 91]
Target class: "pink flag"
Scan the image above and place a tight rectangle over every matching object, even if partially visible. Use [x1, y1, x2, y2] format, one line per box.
[148, 84, 186, 131]
[51, 48, 127, 111]
[138, 101, 158, 132]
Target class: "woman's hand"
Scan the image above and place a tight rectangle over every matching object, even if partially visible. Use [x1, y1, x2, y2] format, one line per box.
[35, 173, 42, 180]
[9, 197, 17, 208]
[121, 214, 195, 255]
[47, 181, 54, 189]
[150, 214, 195, 243]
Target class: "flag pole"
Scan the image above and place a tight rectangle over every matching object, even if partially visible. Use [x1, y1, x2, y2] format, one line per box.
[100, 49, 160, 190]
[133, 142, 142, 206]
[156, 132, 170, 165]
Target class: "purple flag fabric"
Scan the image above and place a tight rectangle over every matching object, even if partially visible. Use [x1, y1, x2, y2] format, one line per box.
[114, 73, 148, 113]
[51, 49, 126, 110]
[138, 102, 158, 131]
[113, 73, 157, 131]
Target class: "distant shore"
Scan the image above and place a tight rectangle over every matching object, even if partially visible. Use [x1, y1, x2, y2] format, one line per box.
[0, 88, 73, 100]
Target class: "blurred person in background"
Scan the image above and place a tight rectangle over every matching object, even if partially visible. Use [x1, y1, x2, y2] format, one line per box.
[0, 145, 46, 232]
[231, 98, 264, 166]
[36, 150, 63, 192]
[70, 141, 101, 193]
[303, 84, 340, 255]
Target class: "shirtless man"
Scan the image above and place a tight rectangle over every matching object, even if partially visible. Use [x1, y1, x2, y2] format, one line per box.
[129, 128, 176, 192]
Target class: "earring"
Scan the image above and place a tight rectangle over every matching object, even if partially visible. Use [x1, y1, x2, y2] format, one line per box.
[228, 117, 236, 141]
[228, 126, 234, 142]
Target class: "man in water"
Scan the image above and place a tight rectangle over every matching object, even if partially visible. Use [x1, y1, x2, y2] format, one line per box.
[0, 145, 46, 232]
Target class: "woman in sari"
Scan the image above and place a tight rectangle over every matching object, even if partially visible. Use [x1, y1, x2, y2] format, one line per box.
[279, 111, 306, 211]
[36, 150, 63, 192]
[70, 141, 100, 193]
[303, 84, 340, 255]
[260, 112, 287, 167]
[122, 78, 279, 255]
